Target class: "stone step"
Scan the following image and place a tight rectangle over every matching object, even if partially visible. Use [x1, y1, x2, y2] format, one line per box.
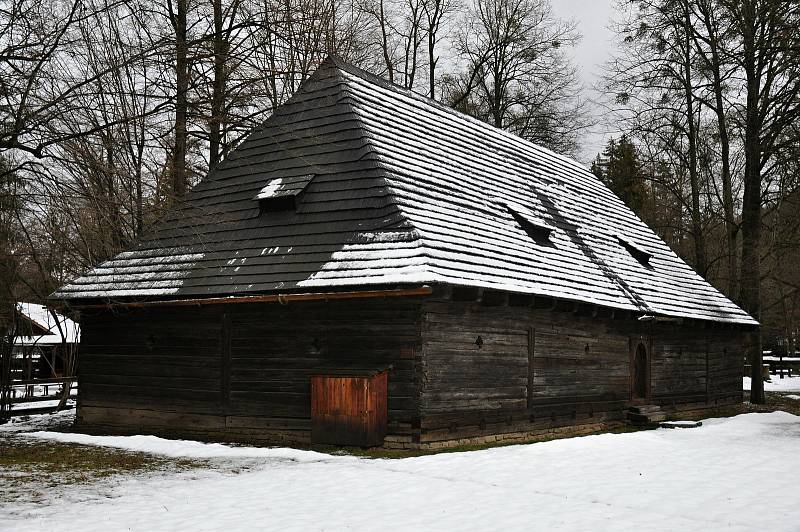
[628, 412, 667, 424]
[628, 404, 662, 414]
[625, 405, 669, 425]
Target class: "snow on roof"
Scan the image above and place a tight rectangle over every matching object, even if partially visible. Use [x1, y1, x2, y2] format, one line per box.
[254, 174, 315, 200]
[52, 57, 756, 325]
[15, 302, 80, 346]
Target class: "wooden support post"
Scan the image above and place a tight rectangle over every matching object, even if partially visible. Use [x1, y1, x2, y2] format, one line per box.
[705, 342, 710, 404]
[221, 312, 232, 414]
[527, 327, 535, 409]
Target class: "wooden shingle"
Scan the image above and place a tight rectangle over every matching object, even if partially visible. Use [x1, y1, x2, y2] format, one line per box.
[53, 58, 756, 326]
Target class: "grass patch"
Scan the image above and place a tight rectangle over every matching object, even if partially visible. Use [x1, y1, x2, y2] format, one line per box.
[0, 435, 204, 506]
[754, 391, 800, 416]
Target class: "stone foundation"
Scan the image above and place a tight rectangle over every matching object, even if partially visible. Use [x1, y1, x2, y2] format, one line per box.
[75, 400, 739, 452]
[383, 422, 618, 450]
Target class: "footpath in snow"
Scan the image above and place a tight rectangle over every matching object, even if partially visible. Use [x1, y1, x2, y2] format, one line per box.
[2, 411, 800, 532]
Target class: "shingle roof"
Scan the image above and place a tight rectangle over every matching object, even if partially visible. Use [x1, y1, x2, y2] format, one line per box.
[53, 57, 757, 325]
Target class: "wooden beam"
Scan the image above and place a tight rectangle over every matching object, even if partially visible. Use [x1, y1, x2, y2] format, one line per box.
[527, 327, 535, 410]
[508, 293, 534, 307]
[67, 286, 434, 309]
[451, 286, 482, 302]
[220, 312, 231, 414]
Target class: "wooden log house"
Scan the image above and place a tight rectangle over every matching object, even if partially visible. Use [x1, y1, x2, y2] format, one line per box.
[53, 58, 757, 448]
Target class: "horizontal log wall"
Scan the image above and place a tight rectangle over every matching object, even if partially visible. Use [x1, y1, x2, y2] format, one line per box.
[419, 299, 637, 443]
[419, 297, 746, 444]
[77, 291, 747, 447]
[77, 299, 422, 443]
[80, 306, 225, 415]
[650, 324, 744, 408]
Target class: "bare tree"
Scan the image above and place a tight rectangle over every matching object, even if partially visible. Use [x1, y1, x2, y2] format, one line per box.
[358, 0, 427, 88]
[690, 0, 739, 294]
[446, 0, 587, 155]
[719, 0, 800, 403]
[604, 0, 711, 276]
[421, 0, 455, 98]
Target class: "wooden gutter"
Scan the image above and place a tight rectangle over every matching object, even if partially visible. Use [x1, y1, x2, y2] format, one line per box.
[69, 285, 434, 309]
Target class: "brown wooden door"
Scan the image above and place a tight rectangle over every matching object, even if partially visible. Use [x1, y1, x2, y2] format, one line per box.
[632, 343, 649, 401]
[310, 372, 388, 447]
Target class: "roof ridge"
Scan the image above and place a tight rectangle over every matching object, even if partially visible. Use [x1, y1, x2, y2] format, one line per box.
[329, 62, 431, 274]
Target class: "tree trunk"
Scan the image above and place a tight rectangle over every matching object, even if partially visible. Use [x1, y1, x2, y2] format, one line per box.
[428, 21, 436, 98]
[682, 6, 706, 277]
[172, 0, 188, 199]
[209, 0, 223, 169]
[378, 0, 393, 84]
[700, 4, 737, 295]
[492, 63, 503, 128]
[739, 0, 764, 404]
[135, 135, 144, 236]
[741, 77, 764, 404]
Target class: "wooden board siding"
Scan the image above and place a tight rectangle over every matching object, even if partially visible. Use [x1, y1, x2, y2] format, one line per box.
[77, 291, 746, 447]
[533, 329, 630, 400]
[418, 297, 746, 443]
[418, 299, 635, 441]
[79, 307, 225, 415]
[226, 302, 418, 423]
[77, 299, 422, 441]
[649, 326, 743, 407]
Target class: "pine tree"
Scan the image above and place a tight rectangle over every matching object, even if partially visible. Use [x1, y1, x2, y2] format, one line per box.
[592, 136, 650, 216]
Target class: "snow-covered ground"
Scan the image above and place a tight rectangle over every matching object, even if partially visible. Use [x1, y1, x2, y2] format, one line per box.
[2, 411, 800, 531]
[10, 398, 76, 413]
[744, 375, 800, 392]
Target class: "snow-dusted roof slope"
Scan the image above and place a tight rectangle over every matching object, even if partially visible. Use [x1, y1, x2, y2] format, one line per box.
[15, 302, 80, 346]
[53, 58, 756, 325]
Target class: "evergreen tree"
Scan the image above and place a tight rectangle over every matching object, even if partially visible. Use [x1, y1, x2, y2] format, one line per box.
[591, 136, 650, 216]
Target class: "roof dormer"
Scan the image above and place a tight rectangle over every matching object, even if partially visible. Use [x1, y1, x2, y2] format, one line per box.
[255, 174, 314, 213]
[504, 201, 555, 246]
[617, 234, 652, 268]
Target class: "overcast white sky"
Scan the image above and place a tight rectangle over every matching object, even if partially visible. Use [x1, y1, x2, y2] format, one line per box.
[551, 0, 617, 163]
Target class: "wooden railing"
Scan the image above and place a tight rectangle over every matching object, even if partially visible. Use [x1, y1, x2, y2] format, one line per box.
[5, 377, 77, 415]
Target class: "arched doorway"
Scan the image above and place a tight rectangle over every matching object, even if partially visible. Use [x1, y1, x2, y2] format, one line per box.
[632, 344, 648, 400]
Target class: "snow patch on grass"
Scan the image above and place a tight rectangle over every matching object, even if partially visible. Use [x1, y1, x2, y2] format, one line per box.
[3, 412, 800, 531]
[26, 431, 334, 462]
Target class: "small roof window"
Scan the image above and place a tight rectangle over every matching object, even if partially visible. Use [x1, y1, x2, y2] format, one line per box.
[255, 174, 314, 212]
[617, 234, 652, 267]
[504, 201, 555, 246]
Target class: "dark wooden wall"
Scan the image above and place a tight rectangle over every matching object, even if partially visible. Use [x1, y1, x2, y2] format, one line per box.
[78, 299, 421, 439]
[649, 325, 742, 408]
[418, 295, 746, 442]
[419, 299, 635, 439]
[80, 306, 225, 415]
[77, 291, 747, 445]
